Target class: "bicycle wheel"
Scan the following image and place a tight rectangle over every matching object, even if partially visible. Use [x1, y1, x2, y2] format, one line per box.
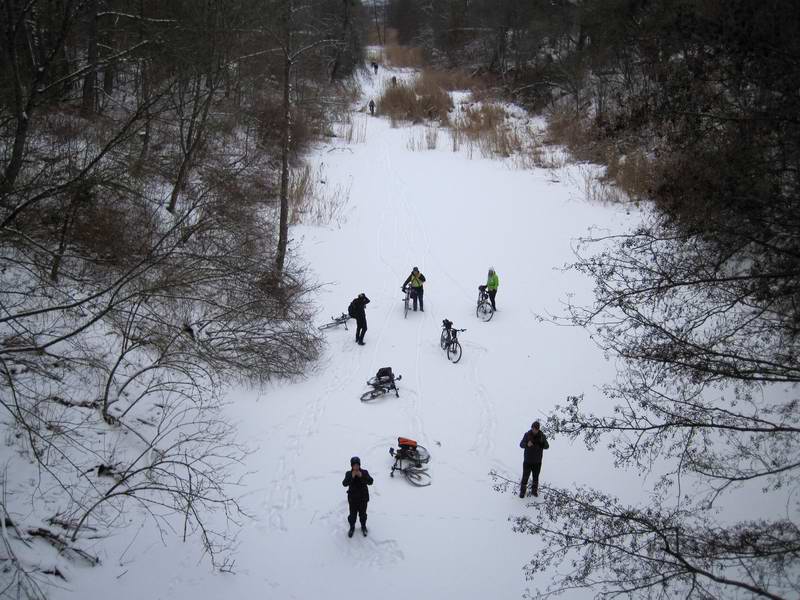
[404, 293, 409, 319]
[408, 445, 431, 464]
[440, 329, 448, 349]
[476, 300, 494, 322]
[318, 321, 338, 330]
[403, 468, 431, 487]
[447, 341, 462, 363]
[360, 388, 386, 402]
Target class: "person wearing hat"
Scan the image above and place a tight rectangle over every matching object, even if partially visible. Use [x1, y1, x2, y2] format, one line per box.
[519, 421, 549, 498]
[402, 267, 426, 312]
[348, 292, 370, 345]
[486, 267, 499, 310]
[342, 456, 374, 537]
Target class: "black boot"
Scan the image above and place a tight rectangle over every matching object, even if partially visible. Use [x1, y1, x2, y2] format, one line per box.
[361, 524, 368, 537]
[348, 525, 355, 538]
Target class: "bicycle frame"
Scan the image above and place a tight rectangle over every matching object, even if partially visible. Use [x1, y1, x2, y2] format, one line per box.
[319, 313, 350, 330]
[403, 287, 417, 318]
[476, 286, 494, 322]
[389, 448, 426, 472]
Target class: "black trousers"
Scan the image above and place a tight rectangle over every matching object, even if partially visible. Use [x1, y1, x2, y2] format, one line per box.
[355, 316, 367, 342]
[347, 496, 368, 527]
[520, 461, 542, 496]
[487, 289, 497, 309]
[411, 287, 424, 311]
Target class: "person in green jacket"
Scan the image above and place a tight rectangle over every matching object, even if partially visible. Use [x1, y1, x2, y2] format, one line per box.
[486, 267, 499, 310]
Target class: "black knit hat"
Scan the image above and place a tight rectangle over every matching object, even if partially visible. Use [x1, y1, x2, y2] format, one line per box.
[350, 456, 361, 466]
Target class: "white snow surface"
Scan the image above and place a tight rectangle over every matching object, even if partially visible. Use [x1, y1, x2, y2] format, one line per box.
[47, 66, 643, 599]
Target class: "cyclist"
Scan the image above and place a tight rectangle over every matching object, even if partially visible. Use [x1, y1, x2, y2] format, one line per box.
[342, 456, 373, 537]
[486, 267, 499, 310]
[402, 266, 426, 312]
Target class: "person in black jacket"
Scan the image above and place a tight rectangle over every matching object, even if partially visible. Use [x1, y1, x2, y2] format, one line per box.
[349, 293, 370, 345]
[402, 267, 426, 312]
[519, 421, 549, 498]
[343, 456, 373, 537]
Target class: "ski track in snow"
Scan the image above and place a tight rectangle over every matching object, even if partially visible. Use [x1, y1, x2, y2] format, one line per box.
[468, 350, 496, 456]
[266, 346, 361, 531]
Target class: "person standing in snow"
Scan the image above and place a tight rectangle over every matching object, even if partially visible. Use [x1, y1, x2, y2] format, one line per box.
[519, 421, 549, 498]
[369, 99, 375, 116]
[371, 61, 378, 74]
[343, 456, 373, 537]
[348, 293, 370, 345]
[402, 267, 426, 312]
[485, 267, 499, 310]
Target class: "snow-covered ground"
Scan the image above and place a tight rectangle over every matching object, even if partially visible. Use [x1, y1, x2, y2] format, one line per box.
[52, 66, 640, 600]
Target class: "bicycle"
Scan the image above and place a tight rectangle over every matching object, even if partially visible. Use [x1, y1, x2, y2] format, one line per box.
[440, 319, 465, 363]
[360, 367, 402, 401]
[476, 285, 494, 322]
[401, 286, 418, 319]
[318, 312, 350, 330]
[389, 437, 431, 487]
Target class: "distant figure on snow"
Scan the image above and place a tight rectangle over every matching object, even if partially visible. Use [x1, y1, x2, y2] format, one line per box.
[369, 99, 375, 116]
[391, 75, 397, 87]
[371, 61, 379, 74]
[485, 267, 499, 310]
[348, 293, 370, 345]
[519, 421, 549, 498]
[402, 266, 426, 312]
[343, 456, 373, 537]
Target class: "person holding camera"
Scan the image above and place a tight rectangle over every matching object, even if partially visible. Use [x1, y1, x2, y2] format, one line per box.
[342, 456, 374, 537]
[519, 421, 549, 498]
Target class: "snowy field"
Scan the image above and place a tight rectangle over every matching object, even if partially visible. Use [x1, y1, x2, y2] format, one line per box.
[50, 67, 640, 600]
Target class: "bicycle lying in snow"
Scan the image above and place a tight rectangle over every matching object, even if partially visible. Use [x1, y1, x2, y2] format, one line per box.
[389, 437, 431, 486]
[440, 319, 466, 363]
[318, 312, 350, 330]
[360, 367, 402, 401]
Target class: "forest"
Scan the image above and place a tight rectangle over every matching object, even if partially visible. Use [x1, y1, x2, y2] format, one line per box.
[2, 0, 799, 598]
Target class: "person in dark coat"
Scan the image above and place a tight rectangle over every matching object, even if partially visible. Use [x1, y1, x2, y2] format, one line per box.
[368, 99, 375, 116]
[402, 267, 426, 312]
[349, 293, 370, 345]
[342, 456, 373, 537]
[519, 421, 549, 497]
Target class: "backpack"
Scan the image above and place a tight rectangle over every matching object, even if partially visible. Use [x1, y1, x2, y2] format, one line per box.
[348, 298, 358, 318]
[376, 366, 394, 381]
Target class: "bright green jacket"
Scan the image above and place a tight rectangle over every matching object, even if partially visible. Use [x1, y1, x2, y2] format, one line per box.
[486, 272, 499, 291]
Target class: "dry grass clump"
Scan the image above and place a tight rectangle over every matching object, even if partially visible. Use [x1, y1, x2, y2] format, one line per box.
[451, 103, 527, 158]
[458, 104, 506, 137]
[385, 44, 424, 68]
[604, 149, 653, 201]
[377, 78, 453, 123]
[546, 105, 653, 201]
[289, 164, 350, 227]
[334, 114, 367, 144]
[417, 68, 478, 92]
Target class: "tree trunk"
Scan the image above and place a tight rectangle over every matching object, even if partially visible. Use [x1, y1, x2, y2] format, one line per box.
[275, 0, 293, 277]
[372, 0, 383, 45]
[275, 52, 292, 277]
[81, 0, 98, 117]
